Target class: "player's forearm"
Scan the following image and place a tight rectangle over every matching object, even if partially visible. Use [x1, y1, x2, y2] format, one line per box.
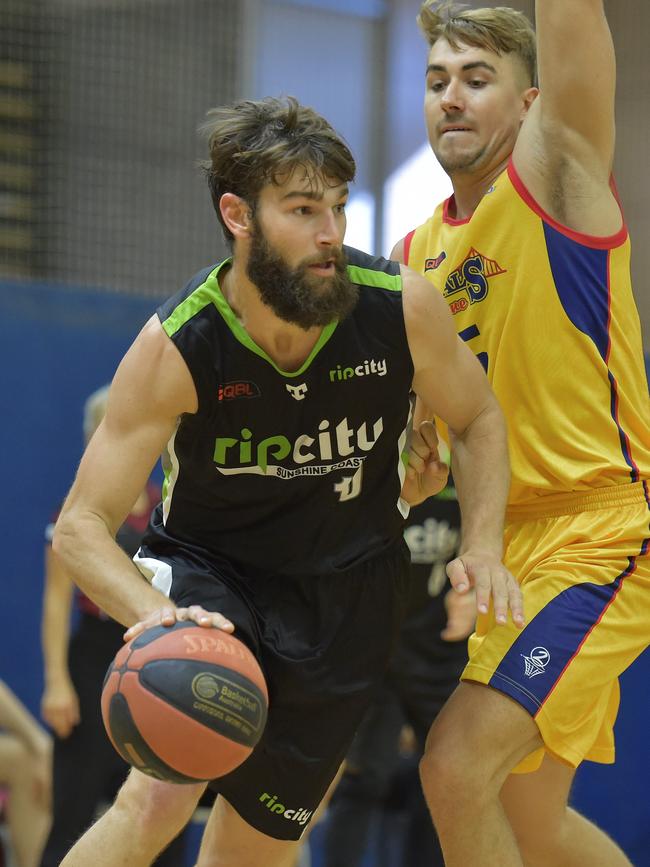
[52, 511, 173, 628]
[535, 0, 615, 134]
[449, 398, 510, 556]
[536, 0, 606, 48]
[41, 571, 74, 686]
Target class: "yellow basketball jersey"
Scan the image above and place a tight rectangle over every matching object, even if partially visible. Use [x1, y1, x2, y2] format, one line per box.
[406, 161, 650, 507]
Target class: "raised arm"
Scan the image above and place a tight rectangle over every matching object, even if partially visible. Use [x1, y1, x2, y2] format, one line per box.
[402, 267, 523, 627]
[536, 0, 615, 164]
[53, 317, 232, 635]
[515, 0, 619, 232]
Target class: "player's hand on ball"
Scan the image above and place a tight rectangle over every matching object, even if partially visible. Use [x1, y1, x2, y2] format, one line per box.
[124, 604, 234, 642]
[402, 420, 449, 506]
[446, 552, 525, 629]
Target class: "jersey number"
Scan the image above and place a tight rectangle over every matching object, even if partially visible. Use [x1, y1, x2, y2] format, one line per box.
[334, 464, 363, 502]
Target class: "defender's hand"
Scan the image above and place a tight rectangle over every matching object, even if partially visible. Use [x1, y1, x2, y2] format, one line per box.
[401, 420, 449, 506]
[446, 552, 524, 628]
[124, 605, 234, 642]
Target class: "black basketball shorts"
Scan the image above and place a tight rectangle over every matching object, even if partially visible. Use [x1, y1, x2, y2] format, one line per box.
[133, 540, 410, 840]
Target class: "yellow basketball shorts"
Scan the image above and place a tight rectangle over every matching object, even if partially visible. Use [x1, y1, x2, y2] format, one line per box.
[461, 481, 650, 772]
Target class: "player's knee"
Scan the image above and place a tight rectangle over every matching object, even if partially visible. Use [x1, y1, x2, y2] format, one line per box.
[113, 771, 204, 838]
[419, 732, 473, 814]
[420, 713, 506, 817]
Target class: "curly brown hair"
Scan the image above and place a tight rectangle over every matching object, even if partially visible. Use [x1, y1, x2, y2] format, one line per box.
[418, 1, 537, 87]
[201, 96, 356, 245]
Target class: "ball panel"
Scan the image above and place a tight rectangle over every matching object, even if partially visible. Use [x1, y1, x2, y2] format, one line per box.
[102, 664, 121, 697]
[101, 624, 269, 783]
[112, 640, 133, 668]
[127, 625, 267, 698]
[106, 691, 201, 783]
[129, 623, 176, 650]
[119, 673, 252, 779]
[135, 659, 267, 747]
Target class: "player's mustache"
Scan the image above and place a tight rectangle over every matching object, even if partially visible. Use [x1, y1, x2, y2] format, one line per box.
[438, 114, 470, 132]
[303, 249, 347, 269]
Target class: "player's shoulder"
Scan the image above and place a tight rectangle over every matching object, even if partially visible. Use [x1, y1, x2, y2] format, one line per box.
[400, 261, 452, 335]
[157, 261, 226, 337]
[391, 207, 445, 267]
[344, 245, 401, 286]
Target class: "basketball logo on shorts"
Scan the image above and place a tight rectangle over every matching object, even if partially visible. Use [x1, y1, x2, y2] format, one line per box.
[521, 646, 550, 678]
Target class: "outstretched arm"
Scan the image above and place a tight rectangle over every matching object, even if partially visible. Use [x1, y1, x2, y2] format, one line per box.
[515, 0, 619, 232]
[402, 267, 523, 628]
[53, 317, 234, 636]
[535, 0, 615, 165]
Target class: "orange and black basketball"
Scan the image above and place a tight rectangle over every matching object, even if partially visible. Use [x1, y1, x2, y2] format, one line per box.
[101, 622, 268, 783]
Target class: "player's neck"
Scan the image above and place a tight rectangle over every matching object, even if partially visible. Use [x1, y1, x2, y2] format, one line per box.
[220, 261, 323, 372]
[448, 156, 509, 221]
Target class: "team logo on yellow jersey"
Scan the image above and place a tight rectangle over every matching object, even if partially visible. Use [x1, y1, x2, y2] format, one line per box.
[443, 247, 506, 314]
[424, 251, 447, 272]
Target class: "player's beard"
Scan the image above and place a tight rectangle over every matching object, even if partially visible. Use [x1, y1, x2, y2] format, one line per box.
[246, 220, 358, 330]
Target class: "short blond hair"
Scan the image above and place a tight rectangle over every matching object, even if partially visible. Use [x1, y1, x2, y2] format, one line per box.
[418, 1, 537, 87]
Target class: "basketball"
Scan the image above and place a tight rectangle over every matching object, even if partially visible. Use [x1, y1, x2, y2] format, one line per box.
[101, 622, 268, 784]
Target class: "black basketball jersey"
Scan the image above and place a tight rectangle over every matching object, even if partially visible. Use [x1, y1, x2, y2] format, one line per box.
[143, 246, 414, 578]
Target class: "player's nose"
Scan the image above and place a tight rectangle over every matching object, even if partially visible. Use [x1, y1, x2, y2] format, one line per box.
[440, 80, 465, 113]
[317, 211, 343, 246]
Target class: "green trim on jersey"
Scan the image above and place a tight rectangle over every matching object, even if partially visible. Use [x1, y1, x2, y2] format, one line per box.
[210, 265, 338, 378]
[161, 266, 221, 338]
[163, 258, 339, 378]
[161, 257, 402, 377]
[346, 264, 402, 293]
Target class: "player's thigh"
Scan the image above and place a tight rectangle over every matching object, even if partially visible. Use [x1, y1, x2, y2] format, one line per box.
[344, 684, 405, 784]
[464, 502, 649, 769]
[197, 795, 300, 867]
[500, 754, 575, 843]
[424, 681, 542, 784]
[501, 754, 575, 825]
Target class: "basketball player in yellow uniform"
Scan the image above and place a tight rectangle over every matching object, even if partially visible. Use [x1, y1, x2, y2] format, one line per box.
[392, 3, 650, 865]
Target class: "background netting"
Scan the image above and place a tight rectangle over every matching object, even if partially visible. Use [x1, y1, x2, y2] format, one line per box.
[1, 0, 241, 296]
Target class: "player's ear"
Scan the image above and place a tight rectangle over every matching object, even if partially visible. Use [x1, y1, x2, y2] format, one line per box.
[520, 86, 539, 121]
[220, 193, 253, 240]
